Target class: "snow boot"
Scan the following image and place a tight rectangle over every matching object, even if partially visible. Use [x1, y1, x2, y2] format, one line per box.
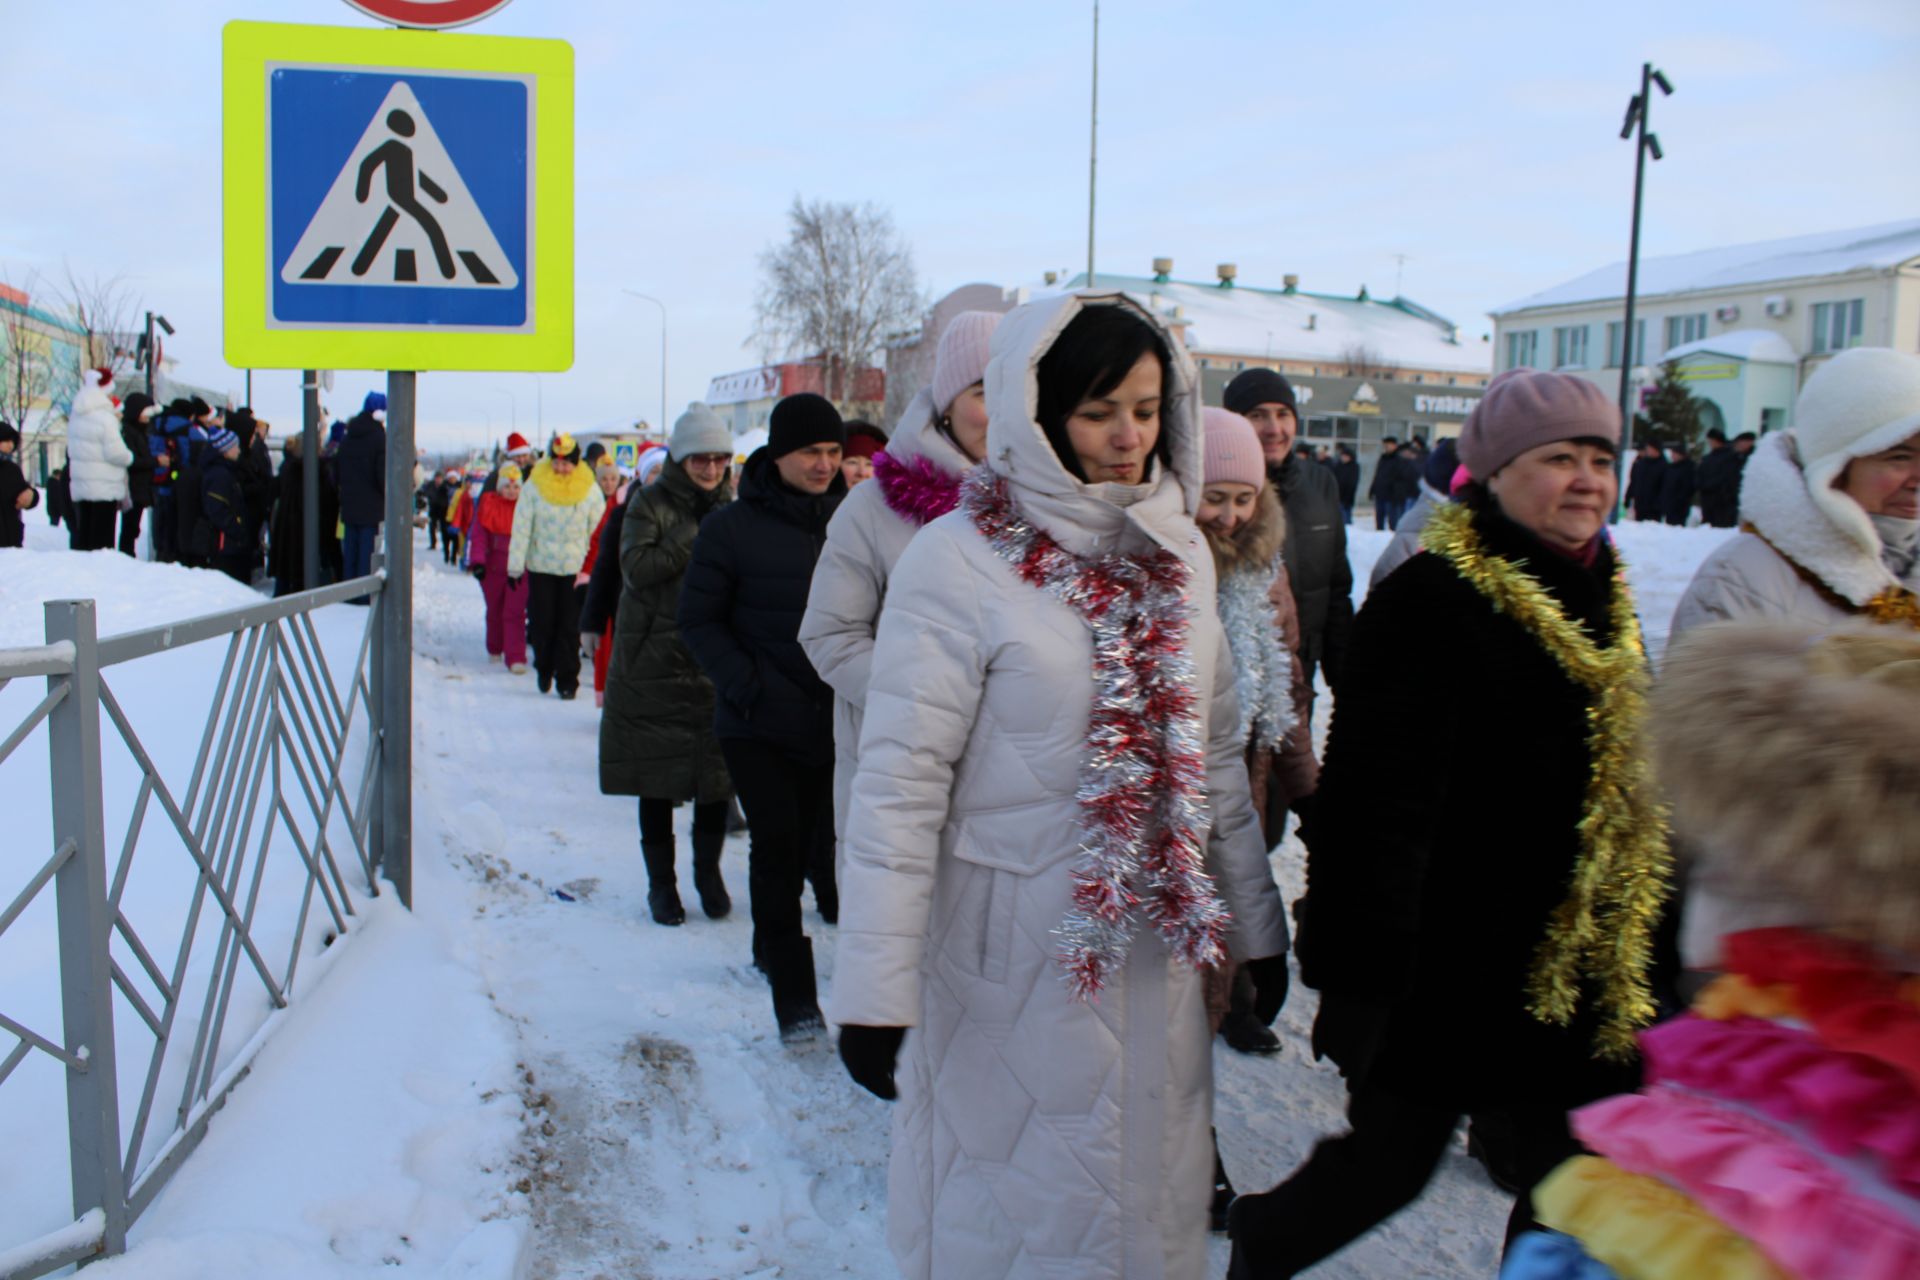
[691, 827, 731, 920]
[508, 662, 528, 675]
[537, 671, 553, 694]
[1221, 967, 1281, 1054]
[641, 841, 685, 927]
[1210, 1134, 1236, 1233]
[768, 935, 824, 1042]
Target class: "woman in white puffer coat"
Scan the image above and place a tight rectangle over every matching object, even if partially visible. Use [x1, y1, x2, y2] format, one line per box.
[65, 367, 134, 551]
[800, 310, 1001, 856]
[829, 292, 1290, 1280]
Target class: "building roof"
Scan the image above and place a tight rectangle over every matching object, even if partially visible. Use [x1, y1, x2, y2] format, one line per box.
[1664, 328, 1798, 365]
[1493, 217, 1920, 316]
[1050, 273, 1492, 376]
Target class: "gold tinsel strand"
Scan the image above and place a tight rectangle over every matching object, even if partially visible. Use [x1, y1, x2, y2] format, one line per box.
[1864, 587, 1920, 630]
[1420, 502, 1674, 1060]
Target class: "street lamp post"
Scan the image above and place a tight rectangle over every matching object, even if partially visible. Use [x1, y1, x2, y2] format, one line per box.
[1087, 1, 1099, 288]
[139, 311, 174, 400]
[623, 290, 668, 436]
[1616, 62, 1673, 509]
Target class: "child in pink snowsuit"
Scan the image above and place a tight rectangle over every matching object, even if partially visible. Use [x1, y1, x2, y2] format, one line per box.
[468, 463, 531, 671]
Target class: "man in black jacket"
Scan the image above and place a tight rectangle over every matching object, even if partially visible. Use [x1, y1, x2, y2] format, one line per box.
[1660, 443, 1696, 526]
[1693, 428, 1744, 528]
[1225, 369, 1355, 699]
[336, 393, 387, 598]
[0, 421, 40, 548]
[679, 393, 846, 1041]
[1624, 441, 1666, 521]
[1330, 445, 1360, 523]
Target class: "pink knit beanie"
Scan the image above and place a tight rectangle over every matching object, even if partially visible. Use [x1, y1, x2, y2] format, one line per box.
[1457, 369, 1621, 481]
[931, 311, 1002, 416]
[1202, 407, 1267, 489]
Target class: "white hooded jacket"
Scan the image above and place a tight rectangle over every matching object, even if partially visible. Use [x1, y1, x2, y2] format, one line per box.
[799, 386, 976, 848]
[828, 292, 1287, 1280]
[66, 373, 133, 504]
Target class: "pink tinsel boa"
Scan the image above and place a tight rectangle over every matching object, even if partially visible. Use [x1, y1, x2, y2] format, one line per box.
[873, 450, 962, 527]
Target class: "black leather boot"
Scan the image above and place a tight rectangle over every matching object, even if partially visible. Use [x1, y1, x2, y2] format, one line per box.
[640, 841, 685, 926]
[691, 827, 731, 920]
[767, 935, 824, 1042]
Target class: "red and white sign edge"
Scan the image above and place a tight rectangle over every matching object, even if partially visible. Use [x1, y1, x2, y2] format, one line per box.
[340, 0, 515, 30]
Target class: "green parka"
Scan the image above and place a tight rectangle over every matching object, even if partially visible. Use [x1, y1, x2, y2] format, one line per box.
[598, 457, 735, 801]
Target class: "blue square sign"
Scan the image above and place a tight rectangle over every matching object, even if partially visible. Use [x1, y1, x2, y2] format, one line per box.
[267, 66, 532, 331]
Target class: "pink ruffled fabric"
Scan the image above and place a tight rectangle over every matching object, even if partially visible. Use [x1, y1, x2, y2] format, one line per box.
[1643, 1015, 1920, 1197]
[1573, 1088, 1920, 1280]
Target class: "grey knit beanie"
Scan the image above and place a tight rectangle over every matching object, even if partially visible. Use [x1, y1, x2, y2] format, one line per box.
[668, 402, 732, 462]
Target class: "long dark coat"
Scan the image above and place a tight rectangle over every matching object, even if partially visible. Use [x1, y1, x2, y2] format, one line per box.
[599, 457, 735, 801]
[1273, 455, 1355, 690]
[678, 447, 845, 756]
[1294, 504, 1664, 1109]
[270, 450, 307, 595]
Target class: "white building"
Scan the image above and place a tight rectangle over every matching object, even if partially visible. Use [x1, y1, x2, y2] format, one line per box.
[1490, 218, 1920, 438]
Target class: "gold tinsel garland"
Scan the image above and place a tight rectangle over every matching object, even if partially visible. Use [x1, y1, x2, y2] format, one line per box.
[1864, 586, 1920, 629]
[1420, 502, 1673, 1059]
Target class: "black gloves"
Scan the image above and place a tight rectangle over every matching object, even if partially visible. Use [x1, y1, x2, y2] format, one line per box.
[470, 565, 486, 580]
[838, 1024, 907, 1100]
[1243, 954, 1289, 1025]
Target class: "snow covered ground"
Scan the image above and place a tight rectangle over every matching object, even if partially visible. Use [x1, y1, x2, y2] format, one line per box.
[0, 513, 1735, 1279]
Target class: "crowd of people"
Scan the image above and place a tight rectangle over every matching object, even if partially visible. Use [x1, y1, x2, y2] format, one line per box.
[541, 300, 1918, 1280]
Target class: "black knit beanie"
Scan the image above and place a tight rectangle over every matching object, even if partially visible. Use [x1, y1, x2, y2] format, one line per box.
[768, 393, 845, 458]
[1223, 368, 1299, 418]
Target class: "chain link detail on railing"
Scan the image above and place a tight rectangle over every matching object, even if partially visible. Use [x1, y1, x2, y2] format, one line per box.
[0, 574, 394, 1278]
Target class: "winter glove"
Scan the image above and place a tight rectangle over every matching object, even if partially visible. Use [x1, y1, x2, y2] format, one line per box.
[470, 565, 486, 580]
[581, 630, 600, 659]
[1243, 954, 1289, 1026]
[507, 575, 522, 590]
[838, 1024, 907, 1101]
[1310, 994, 1390, 1082]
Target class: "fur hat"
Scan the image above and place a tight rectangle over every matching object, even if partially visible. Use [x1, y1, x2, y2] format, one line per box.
[1790, 348, 1920, 559]
[1654, 621, 1920, 955]
[931, 311, 1002, 416]
[1201, 406, 1266, 489]
[668, 402, 732, 461]
[1457, 368, 1620, 480]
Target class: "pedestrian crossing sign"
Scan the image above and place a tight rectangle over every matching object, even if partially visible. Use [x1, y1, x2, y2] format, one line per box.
[223, 21, 573, 372]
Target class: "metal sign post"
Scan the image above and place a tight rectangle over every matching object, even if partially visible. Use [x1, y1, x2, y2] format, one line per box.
[380, 371, 415, 905]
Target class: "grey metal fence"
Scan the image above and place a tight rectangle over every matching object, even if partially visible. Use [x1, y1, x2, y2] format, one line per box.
[0, 572, 406, 1277]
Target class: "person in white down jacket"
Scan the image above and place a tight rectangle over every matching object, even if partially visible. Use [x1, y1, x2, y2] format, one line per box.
[828, 291, 1290, 1280]
[799, 309, 1002, 858]
[65, 366, 134, 552]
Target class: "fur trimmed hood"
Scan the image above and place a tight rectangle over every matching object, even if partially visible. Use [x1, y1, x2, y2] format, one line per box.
[1741, 431, 1920, 607]
[1654, 620, 1920, 954]
[1205, 483, 1284, 578]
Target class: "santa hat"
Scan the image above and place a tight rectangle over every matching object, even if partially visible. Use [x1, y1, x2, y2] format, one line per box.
[81, 367, 112, 392]
[504, 432, 533, 457]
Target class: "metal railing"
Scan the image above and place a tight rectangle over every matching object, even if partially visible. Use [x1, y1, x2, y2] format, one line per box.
[0, 572, 405, 1277]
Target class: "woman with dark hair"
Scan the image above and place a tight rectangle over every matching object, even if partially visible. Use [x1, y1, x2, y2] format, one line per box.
[1229, 368, 1674, 1276]
[828, 294, 1289, 1279]
[118, 392, 159, 557]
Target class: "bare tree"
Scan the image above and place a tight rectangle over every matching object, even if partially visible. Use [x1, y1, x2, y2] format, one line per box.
[752, 198, 925, 408]
[60, 265, 142, 381]
[0, 267, 58, 433]
[1339, 342, 1399, 380]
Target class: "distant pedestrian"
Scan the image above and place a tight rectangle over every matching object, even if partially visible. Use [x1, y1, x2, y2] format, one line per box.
[1624, 441, 1666, 522]
[507, 432, 606, 698]
[468, 461, 531, 672]
[117, 392, 159, 557]
[1330, 444, 1360, 523]
[679, 393, 846, 1039]
[839, 421, 886, 488]
[0, 421, 40, 548]
[270, 434, 309, 595]
[65, 368, 133, 551]
[1370, 437, 1464, 588]
[336, 392, 387, 592]
[1694, 427, 1743, 528]
[199, 426, 254, 584]
[1660, 443, 1695, 526]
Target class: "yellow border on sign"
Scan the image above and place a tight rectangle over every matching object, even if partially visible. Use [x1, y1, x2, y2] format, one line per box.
[223, 20, 573, 372]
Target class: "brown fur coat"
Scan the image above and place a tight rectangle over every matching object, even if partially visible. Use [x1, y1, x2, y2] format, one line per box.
[1655, 621, 1920, 958]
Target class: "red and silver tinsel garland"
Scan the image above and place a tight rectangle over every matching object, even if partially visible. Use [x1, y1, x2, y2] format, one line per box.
[962, 467, 1231, 998]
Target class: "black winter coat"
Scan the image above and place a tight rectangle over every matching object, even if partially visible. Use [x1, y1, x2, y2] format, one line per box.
[1659, 458, 1696, 526]
[1329, 457, 1360, 507]
[1295, 506, 1659, 1108]
[1693, 447, 1744, 528]
[1, 455, 37, 547]
[1625, 454, 1666, 520]
[201, 454, 250, 558]
[120, 416, 158, 510]
[335, 413, 386, 526]
[602, 459, 735, 800]
[1274, 456, 1355, 690]
[679, 448, 844, 756]
[270, 451, 307, 594]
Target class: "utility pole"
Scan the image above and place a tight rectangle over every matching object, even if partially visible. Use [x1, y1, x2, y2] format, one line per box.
[1616, 62, 1674, 514]
[302, 370, 321, 591]
[624, 290, 669, 436]
[1086, 1, 1100, 289]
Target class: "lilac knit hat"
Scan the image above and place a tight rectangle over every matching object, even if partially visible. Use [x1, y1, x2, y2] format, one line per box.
[930, 311, 1003, 416]
[1457, 369, 1621, 481]
[1202, 407, 1266, 489]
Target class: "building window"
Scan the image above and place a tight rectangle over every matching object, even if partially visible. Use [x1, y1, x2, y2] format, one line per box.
[1605, 319, 1646, 368]
[1663, 313, 1707, 353]
[1504, 330, 1539, 370]
[1760, 407, 1785, 435]
[1552, 325, 1590, 369]
[1811, 299, 1865, 354]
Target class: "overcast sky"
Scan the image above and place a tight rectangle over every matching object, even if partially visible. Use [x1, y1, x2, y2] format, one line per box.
[5, 0, 1916, 453]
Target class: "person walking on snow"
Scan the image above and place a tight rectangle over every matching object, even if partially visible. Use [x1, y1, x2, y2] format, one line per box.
[679, 393, 846, 1039]
[336, 392, 387, 596]
[600, 404, 738, 927]
[0, 421, 40, 548]
[800, 308, 1001, 869]
[828, 295, 1289, 1279]
[1231, 368, 1675, 1276]
[507, 433, 605, 698]
[468, 461, 531, 672]
[117, 392, 159, 557]
[65, 367, 134, 552]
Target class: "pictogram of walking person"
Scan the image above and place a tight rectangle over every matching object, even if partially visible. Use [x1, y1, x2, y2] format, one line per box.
[351, 107, 455, 280]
